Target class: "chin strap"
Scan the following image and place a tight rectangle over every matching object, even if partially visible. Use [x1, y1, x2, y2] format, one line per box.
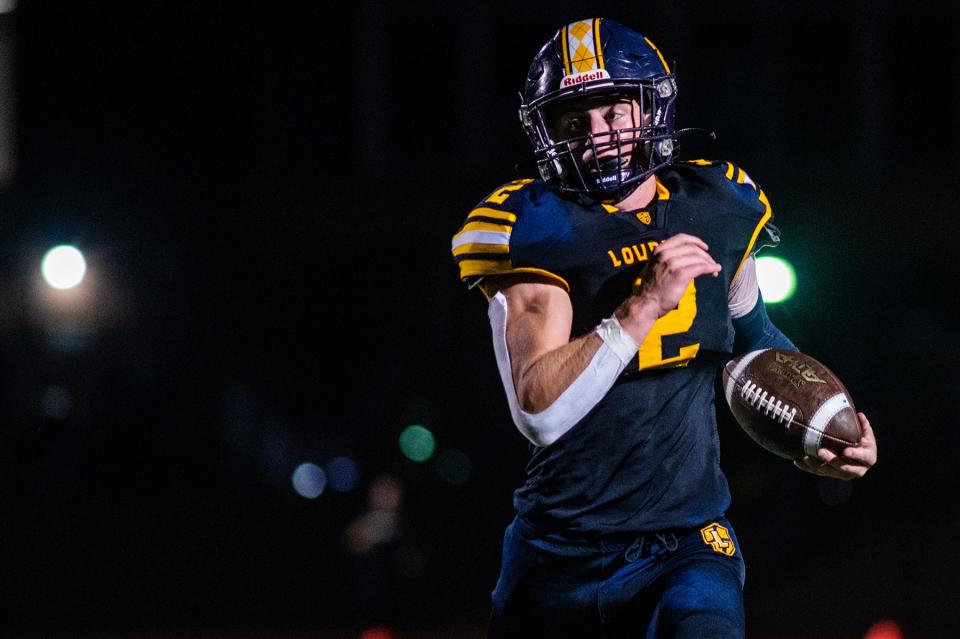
[674, 127, 717, 141]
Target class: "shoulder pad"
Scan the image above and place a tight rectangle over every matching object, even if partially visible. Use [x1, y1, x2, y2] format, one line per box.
[669, 159, 774, 227]
[714, 161, 779, 273]
[672, 159, 780, 278]
[675, 159, 769, 216]
[450, 179, 568, 289]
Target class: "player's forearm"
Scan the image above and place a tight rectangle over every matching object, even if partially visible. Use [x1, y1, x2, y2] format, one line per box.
[514, 294, 659, 413]
[491, 291, 636, 447]
[514, 331, 606, 413]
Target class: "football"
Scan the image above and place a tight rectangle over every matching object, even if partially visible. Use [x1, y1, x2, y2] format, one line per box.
[722, 349, 861, 460]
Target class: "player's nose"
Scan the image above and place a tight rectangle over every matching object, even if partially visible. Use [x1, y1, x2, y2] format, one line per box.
[590, 113, 621, 156]
[588, 111, 610, 135]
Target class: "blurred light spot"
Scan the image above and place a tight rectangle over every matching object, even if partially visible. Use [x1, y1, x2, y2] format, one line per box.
[756, 255, 796, 303]
[41, 385, 73, 420]
[817, 476, 853, 506]
[345, 510, 399, 555]
[368, 474, 403, 511]
[291, 462, 326, 499]
[436, 448, 472, 485]
[0, 1, 16, 14]
[864, 619, 903, 639]
[41, 245, 87, 290]
[327, 456, 360, 493]
[359, 626, 398, 639]
[399, 424, 435, 462]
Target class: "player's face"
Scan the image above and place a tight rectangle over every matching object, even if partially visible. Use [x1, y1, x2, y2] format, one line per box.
[548, 97, 652, 170]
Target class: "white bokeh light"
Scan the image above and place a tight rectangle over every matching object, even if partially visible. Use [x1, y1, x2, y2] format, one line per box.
[756, 255, 797, 304]
[291, 462, 327, 499]
[41, 245, 87, 290]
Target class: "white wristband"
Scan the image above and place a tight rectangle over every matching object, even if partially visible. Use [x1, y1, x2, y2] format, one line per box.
[595, 316, 640, 365]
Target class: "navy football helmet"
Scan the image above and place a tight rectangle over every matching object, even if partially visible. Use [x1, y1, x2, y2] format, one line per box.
[519, 18, 678, 202]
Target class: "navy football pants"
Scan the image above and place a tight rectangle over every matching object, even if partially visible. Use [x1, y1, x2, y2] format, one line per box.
[488, 515, 746, 639]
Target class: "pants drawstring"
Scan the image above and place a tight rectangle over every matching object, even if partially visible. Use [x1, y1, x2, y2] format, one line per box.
[624, 532, 679, 562]
[624, 536, 646, 562]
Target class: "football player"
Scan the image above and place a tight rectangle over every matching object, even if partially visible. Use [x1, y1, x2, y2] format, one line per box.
[450, 17, 877, 638]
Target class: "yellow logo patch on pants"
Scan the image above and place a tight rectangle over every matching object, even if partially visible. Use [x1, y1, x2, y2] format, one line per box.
[700, 522, 736, 556]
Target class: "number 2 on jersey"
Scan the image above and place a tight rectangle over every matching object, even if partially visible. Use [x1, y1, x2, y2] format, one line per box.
[637, 280, 700, 370]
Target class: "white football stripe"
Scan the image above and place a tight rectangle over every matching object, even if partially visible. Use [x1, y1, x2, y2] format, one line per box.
[724, 349, 768, 406]
[803, 393, 851, 456]
[451, 230, 511, 249]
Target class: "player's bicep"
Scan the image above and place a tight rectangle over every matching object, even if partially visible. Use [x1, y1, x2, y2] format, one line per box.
[492, 276, 573, 380]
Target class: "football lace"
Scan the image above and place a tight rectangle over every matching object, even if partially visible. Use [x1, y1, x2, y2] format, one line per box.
[740, 381, 797, 428]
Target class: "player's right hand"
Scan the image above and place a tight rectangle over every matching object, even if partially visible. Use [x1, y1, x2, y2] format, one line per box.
[793, 412, 878, 480]
[636, 233, 721, 318]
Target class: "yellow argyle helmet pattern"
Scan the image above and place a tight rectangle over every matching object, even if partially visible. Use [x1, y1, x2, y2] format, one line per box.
[562, 19, 606, 76]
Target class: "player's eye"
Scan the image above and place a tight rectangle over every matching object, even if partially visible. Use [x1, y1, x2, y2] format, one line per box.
[606, 108, 629, 122]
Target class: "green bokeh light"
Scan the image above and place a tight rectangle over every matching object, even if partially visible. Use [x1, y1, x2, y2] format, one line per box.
[399, 425, 436, 462]
[756, 256, 797, 304]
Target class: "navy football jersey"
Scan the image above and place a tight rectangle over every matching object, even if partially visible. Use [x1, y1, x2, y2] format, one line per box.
[451, 160, 779, 535]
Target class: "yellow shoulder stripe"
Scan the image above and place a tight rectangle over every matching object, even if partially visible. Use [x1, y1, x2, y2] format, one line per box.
[468, 207, 517, 223]
[458, 257, 512, 277]
[656, 177, 671, 201]
[732, 189, 773, 282]
[485, 179, 534, 205]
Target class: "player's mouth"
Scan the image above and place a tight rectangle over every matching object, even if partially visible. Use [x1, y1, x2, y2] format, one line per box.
[589, 156, 630, 174]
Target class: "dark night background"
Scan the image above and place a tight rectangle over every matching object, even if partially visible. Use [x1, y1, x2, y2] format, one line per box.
[0, 1, 957, 638]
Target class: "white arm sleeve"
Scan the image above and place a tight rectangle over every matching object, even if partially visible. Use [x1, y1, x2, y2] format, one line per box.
[488, 292, 637, 448]
[728, 255, 760, 319]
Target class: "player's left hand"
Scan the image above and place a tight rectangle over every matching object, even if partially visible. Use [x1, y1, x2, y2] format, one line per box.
[793, 412, 877, 480]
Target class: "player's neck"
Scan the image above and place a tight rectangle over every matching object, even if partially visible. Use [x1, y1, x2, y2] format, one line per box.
[613, 176, 657, 211]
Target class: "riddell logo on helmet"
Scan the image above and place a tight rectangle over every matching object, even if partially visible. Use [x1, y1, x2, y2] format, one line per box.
[561, 69, 611, 87]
